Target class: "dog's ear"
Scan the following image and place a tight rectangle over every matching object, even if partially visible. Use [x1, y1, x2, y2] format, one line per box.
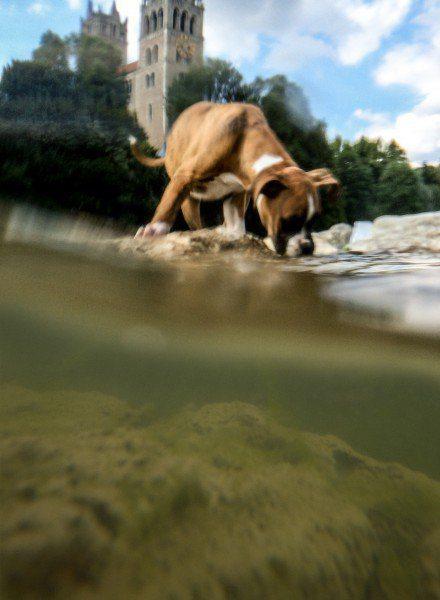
[252, 172, 287, 204]
[307, 169, 341, 203]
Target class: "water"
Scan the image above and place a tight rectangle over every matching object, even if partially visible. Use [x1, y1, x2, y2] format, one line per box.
[1, 218, 439, 598]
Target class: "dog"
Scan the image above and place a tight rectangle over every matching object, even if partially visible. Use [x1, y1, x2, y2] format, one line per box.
[131, 102, 340, 256]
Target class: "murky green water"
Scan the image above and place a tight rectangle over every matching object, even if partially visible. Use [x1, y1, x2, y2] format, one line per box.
[1, 230, 440, 598]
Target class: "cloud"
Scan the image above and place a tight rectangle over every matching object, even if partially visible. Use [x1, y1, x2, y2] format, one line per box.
[66, 0, 81, 9]
[338, 0, 412, 65]
[202, 0, 412, 69]
[355, 0, 440, 163]
[28, 1, 50, 15]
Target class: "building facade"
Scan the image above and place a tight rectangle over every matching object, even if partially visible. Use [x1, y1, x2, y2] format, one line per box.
[82, 1, 204, 150]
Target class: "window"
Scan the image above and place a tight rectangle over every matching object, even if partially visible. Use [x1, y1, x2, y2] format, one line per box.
[153, 45, 159, 63]
[190, 16, 196, 35]
[112, 24, 117, 37]
[158, 9, 164, 29]
[176, 49, 181, 63]
[151, 72, 155, 87]
[144, 16, 150, 35]
[152, 11, 158, 32]
[173, 8, 179, 30]
[180, 11, 187, 32]
[126, 80, 133, 96]
[148, 104, 153, 122]
[146, 75, 150, 88]
[146, 48, 152, 66]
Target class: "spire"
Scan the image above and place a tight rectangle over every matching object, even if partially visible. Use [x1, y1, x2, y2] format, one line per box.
[111, 1, 118, 16]
[87, 1, 93, 18]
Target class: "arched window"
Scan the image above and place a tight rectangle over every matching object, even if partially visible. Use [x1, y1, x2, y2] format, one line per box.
[146, 75, 150, 88]
[144, 16, 150, 35]
[151, 72, 155, 87]
[153, 45, 159, 63]
[152, 11, 158, 32]
[158, 9, 164, 29]
[190, 16, 196, 35]
[173, 8, 179, 30]
[148, 104, 153, 122]
[112, 24, 117, 37]
[180, 11, 187, 32]
[146, 48, 152, 66]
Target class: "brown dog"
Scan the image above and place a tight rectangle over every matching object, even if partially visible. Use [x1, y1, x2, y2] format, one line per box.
[131, 102, 340, 255]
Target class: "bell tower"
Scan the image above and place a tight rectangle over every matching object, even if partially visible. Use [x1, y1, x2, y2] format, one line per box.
[126, 0, 204, 150]
[81, 1, 128, 64]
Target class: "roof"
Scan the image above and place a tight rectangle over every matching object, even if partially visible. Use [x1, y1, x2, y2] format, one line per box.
[118, 61, 139, 75]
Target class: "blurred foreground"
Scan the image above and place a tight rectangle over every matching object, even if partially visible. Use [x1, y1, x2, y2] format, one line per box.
[1, 209, 440, 598]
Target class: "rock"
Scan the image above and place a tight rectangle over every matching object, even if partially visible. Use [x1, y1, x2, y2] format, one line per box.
[311, 236, 339, 256]
[106, 229, 275, 260]
[349, 212, 440, 254]
[314, 223, 353, 250]
[1, 387, 439, 599]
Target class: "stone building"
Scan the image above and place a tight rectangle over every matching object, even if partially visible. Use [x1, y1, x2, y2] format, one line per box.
[81, 1, 128, 64]
[82, 1, 204, 151]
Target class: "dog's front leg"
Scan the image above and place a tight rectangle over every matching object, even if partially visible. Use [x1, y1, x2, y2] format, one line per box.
[222, 192, 248, 236]
[136, 170, 194, 238]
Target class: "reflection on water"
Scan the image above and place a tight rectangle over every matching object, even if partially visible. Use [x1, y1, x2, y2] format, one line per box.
[1, 214, 440, 598]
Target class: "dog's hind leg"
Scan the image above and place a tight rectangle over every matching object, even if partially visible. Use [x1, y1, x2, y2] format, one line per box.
[181, 198, 202, 230]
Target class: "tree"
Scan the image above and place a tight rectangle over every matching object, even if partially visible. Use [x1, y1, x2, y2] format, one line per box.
[32, 31, 69, 71]
[167, 58, 261, 126]
[375, 160, 426, 217]
[333, 142, 376, 222]
[0, 32, 163, 226]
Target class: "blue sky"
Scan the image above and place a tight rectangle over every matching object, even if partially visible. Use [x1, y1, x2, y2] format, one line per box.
[1, 0, 439, 163]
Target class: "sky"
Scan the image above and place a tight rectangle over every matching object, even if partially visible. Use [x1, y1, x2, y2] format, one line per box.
[0, 0, 439, 164]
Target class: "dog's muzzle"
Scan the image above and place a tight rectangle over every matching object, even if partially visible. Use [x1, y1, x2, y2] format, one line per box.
[286, 233, 315, 257]
[264, 234, 315, 256]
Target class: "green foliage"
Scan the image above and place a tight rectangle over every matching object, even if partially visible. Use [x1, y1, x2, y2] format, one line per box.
[375, 160, 426, 217]
[332, 137, 439, 222]
[167, 58, 261, 125]
[418, 163, 440, 210]
[0, 31, 164, 225]
[32, 31, 69, 71]
[0, 121, 166, 226]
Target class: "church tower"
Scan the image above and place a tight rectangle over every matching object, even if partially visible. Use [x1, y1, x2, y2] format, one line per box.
[81, 1, 128, 64]
[125, 0, 204, 150]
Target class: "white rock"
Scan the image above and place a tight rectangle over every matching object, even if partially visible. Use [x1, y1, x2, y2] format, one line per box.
[349, 212, 440, 254]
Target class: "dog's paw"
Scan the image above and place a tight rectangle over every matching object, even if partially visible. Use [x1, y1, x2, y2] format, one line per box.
[135, 222, 170, 239]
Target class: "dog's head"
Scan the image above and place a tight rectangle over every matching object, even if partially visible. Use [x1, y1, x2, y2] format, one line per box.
[252, 166, 340, 256]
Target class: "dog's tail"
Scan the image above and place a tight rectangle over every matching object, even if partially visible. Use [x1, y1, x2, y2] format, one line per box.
[129, 136, 165, 168]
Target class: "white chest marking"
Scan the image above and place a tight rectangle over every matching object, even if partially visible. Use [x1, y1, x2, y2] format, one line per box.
[252, 154, 284, 175]
[307, 192, 316, 222]
[190, 173, 244, 201]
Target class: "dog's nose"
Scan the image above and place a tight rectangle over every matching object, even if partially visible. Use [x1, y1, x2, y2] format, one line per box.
[299, 237, 315, 256]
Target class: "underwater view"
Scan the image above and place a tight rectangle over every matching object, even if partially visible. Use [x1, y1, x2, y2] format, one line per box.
[1, 209, 439, 599]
